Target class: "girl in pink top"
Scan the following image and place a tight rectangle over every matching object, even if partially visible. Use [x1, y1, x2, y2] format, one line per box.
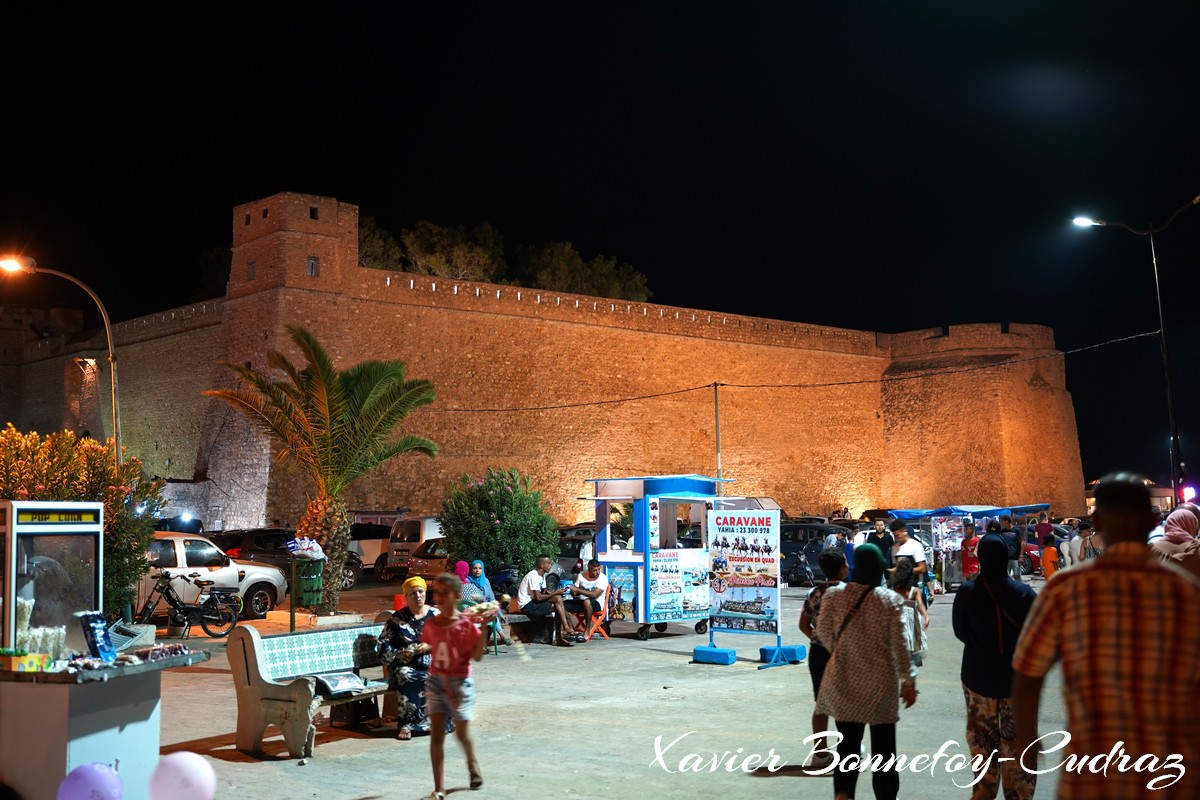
[421, 573, 485, 800]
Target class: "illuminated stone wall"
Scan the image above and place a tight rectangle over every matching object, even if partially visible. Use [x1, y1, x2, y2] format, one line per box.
[0, 192, 1088, 526]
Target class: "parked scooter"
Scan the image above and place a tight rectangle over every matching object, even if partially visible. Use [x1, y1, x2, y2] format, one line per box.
[488, 564, 522, 600]
[136, 569, 242, 638]
[782, 551, 816, 587]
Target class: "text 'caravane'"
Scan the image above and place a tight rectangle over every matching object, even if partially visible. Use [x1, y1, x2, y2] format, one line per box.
[712, 516, 772, 526]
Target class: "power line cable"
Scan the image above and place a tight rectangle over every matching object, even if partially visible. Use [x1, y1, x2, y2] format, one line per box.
[422, 330, 1158, 414]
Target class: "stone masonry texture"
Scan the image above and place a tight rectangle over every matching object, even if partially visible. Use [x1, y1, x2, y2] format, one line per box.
[0, 192, 1086, 527]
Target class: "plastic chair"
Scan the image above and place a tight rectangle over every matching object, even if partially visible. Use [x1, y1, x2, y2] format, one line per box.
[571, 584, 612, 642]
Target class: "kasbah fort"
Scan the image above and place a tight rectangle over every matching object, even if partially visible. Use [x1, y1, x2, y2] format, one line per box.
[0, 192, 1086, 528]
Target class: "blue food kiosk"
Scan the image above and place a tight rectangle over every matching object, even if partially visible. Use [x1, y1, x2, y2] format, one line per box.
[583, 474, 730, 640]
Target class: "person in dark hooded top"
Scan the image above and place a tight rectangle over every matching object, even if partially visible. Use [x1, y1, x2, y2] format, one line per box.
[951, 532, 1038, 799]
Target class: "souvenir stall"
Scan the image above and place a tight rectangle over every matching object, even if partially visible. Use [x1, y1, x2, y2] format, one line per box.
[888, 503, 1050, 591]
[585, 475, 729, 641]
[0, 500, 210, 800]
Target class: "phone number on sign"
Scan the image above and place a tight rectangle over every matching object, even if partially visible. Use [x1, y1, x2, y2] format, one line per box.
[715, 527, 772, 536]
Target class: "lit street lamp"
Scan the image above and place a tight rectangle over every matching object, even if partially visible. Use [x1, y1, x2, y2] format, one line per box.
[0, 256, 121, 474]
[1073, 193, 1200, 502]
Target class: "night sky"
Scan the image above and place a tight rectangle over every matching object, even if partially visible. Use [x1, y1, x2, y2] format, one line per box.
[3, 4, 1199, 490]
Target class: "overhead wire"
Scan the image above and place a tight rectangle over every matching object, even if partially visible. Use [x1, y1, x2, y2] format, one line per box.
[421, 330, 1159, 414]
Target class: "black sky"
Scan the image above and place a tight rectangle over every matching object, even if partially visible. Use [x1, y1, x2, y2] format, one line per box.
[3, 4, 1199, 490]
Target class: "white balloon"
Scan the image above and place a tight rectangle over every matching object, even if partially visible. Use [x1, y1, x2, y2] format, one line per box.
[149, 752, 216, 800]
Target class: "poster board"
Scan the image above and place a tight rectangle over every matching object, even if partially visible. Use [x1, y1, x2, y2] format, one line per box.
[707, 509, 780, 635]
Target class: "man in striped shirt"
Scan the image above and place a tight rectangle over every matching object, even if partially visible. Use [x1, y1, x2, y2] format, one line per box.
[1012, 471, 1200, 798]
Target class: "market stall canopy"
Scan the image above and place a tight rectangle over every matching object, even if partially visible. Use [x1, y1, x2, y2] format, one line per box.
[888, 503, 1051, 520]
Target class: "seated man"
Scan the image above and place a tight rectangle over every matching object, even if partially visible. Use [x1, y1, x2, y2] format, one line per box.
[564, 559, 608, 640]
[516, 555, 577, 647]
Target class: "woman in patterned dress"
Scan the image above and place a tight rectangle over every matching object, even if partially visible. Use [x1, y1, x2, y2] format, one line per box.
[378, 576, 446, 740]
[815, 543, 918, 800]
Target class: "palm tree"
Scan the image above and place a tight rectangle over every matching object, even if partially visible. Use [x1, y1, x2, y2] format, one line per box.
[203, 325, 437, 614]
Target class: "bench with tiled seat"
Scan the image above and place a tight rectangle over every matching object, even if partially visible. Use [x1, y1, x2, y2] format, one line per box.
[228, 624, 388, 758]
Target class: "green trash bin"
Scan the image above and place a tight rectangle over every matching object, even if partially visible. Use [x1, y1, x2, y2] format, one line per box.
[294, 558, 326, 606]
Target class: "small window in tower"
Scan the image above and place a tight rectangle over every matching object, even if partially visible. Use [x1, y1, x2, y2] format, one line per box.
[244, 213, 251, 225]
[309, 206, 319, 220]
[262, 208, 269, 219]
[307, 256, 320, 277]
[247, 260, 256, 280]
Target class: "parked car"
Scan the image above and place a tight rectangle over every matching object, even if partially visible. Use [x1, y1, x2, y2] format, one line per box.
[349, 522, 391, 579]
[379, 516, 445, 581]
[208, 528, 365, 590]
[1014, 524, 1071, 575]
[143, 531, 289, 619]
[546, 534, 593, 589]
[389, 537, 451, 583]
[778, 522, 852, 585]
[558, 521, 632, 549]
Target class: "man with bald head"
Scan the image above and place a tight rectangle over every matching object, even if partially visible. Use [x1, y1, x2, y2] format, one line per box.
[1012, 472, 1200, 798]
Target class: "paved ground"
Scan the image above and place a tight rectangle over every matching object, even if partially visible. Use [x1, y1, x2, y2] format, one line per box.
[158, 577, 1067, 800]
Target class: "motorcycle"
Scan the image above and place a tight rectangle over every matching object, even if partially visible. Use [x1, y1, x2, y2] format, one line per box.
[488, 564, 522, 600]
[136, 569, 242, 638]
[782, 551, 816, 586]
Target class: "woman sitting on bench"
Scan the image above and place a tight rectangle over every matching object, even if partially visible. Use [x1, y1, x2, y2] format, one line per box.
[378, 576, 452, 740]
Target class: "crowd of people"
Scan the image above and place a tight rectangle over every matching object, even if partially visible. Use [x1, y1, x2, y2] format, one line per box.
[801, 472, 1200, 799]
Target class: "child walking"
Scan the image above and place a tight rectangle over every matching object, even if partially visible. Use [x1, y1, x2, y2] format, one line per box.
[421, 573, 486, 799]
[890, 559, 930, 668]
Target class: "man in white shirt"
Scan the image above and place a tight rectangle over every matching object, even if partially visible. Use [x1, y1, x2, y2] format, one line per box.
[890, 519, 927, 577]
[564, 559, 609, 640]
[516, 555, 577, 647]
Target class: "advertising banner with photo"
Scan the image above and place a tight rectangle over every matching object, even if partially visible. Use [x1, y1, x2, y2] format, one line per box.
[706, 509, 780, 635]
[648, 548, 711, 623]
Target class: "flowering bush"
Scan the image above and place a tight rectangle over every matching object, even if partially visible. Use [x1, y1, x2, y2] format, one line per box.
[0, 425, 166, 620]
[438, 467, 559, 575]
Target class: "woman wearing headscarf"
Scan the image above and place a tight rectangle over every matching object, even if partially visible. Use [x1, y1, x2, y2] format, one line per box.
[455, 561, 485, 605]
[1150, 508, 1200, 580]
[952, 532, 1038, 798]
[377, 576, 446, 740]
[814, 543, 917, 800]
[468, 559, 513, 646]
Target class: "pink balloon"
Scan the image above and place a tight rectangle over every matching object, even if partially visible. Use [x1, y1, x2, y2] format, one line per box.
[57, 762, 123, 800]
[149, 752, 216, 800]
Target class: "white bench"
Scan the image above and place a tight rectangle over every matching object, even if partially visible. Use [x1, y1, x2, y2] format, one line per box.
[228, 624, 388, 758]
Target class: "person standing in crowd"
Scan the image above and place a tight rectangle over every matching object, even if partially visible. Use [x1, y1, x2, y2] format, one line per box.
[1013, 471, 1200, 799]
[1149, 508, 1200, 581]
[815, 543, 918, 800]
[422, 573, 486, 800]
[953, 532, 1038, 799]
[999, 515, 1022, 580]
[378, 576, 445, 741]
[1040, 531, 1059, 580]
[798, 547, 849, 771]
[890, 519, 927, 583]
[960, 521, 981, 582]
[865, 519, 896, 570]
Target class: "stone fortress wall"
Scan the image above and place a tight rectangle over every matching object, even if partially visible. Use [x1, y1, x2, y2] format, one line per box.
[0, 192, 1086, 528]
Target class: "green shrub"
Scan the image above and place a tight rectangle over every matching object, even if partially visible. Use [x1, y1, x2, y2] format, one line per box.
[438, 467, 559, 574]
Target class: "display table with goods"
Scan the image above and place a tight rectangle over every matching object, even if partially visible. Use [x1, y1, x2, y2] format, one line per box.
[0, 643, 210, 800]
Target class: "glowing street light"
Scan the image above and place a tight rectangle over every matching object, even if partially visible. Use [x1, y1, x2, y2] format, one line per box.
[0, 256, 121, 474]
[1073, 194, 1200, 502]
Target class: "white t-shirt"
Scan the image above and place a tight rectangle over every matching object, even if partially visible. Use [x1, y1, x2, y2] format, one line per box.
[516, 569, 546, 607]
[573, 570, 609, 604]
[894, 538, 926, 567]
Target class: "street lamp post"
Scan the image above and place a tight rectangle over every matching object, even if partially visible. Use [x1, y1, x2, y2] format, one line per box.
[0, 256, 121, 474]
[1074, 193, 1200, 501]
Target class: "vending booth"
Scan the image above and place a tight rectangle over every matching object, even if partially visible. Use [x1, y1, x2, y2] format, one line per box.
[584, 474, 730, 640]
